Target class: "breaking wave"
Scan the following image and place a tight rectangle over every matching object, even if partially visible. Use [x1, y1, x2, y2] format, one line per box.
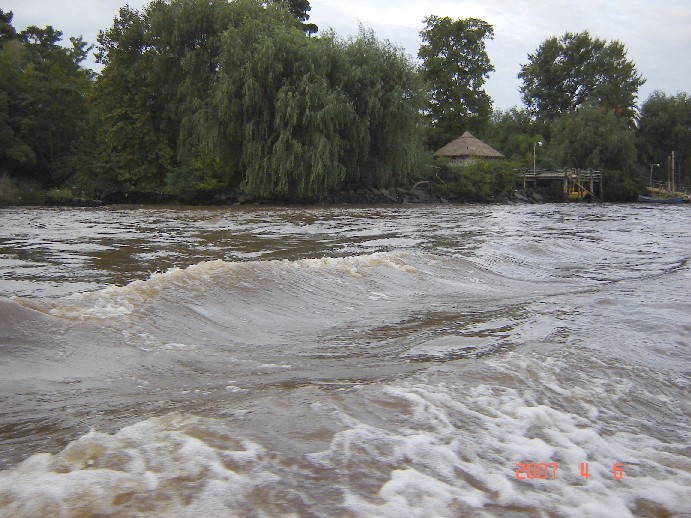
[1, 205, 690, 517]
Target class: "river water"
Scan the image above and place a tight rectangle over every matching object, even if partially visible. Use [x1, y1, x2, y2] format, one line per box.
[0, 204, 689, 517]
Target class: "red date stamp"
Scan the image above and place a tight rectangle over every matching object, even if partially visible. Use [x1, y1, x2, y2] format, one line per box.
[515, 462, 559, 480]
[515, 462, 624, 480]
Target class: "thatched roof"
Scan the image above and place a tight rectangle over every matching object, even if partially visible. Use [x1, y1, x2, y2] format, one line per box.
[433, 131, 505, 159]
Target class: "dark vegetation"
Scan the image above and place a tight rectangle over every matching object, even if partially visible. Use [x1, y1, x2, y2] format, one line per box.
[1, 1, 688, 206]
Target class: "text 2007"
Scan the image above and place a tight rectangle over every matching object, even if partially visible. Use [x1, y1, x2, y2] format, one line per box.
[515, 462, 625, 480]
[515, 462, 559, 480]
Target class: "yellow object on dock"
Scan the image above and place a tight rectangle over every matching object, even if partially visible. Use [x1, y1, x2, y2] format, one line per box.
[568, 188, 588, 201]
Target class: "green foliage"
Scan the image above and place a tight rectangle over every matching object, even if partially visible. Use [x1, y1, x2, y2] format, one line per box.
[211, 5, 347, 200]
[216, 22, 423, 200]
[0, 41, 37, 173]
[0, 13, 92, 186]
[165, 145, 229, 201]
[482, 108, 547, 164]
[549, 106, 637, 172]
[519, 31, 644, 123]
[90, 4, 173, 197]
[436, 158, 515, 201]
[419, 16, 494, 148]
[273, 0, 310, 21]
[45, 188, 74, 205]
[0, 174, 19, 205]
[0, 9, 17, 45]
[637, 91, 691, 187]
[602, 169, 645, 202]
[270, 0, 317, 33]
[90, 0, 424, 202]
[547, 106, 644, 200]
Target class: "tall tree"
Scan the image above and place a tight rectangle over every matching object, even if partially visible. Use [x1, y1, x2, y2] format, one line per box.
[91, 0, 424, 202]
[519, 31, 644, 122]
[91, 3, 174, 197]
[0, 42, 36, 175]
[271, 0, 317, 34]
[148, 0, 246, 196]
[0, 11, 31, 175]
[637, 91, 691, 187]
[0, 9, 17, 44]
[418, 16, 494, 148]
[213, 21, 424, 200]
[0, 13, 92, 186]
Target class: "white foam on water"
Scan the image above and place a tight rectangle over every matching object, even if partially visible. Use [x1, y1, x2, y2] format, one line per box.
[290, 251, 420, 275]
[32, 252, 427, 321]
[305, 354, 691, 518]
[2, 206, 689, 517]
[0, 355, 688, 517]
[225, 385, 249, 394]
[345, 468, 486, 517]
[0, 414, 276, 517]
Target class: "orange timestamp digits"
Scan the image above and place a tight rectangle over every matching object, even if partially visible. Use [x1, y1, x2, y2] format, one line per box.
[515, 462, 625, 480]
[515, 462, 559, 480]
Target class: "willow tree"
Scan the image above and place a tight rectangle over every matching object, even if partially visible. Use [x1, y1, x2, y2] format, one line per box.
[637, 91, 691, 187]
[146, 0, 250, 196]
[93, 0, 313, 199]
[211, 20, 424, 200]
[211, 14, 353, 199]
[549, 106, 641, 200]
[92, 0, 424, 202]
[337, 28, 425, 189]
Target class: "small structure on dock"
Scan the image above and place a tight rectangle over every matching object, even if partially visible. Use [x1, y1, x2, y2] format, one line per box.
[434, 131, 505, 165]
[517, 168, 604, 202]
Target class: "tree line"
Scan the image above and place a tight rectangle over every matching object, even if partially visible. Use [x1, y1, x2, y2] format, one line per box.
[1, 0, 689, 205]
[482, 32, 691, 200]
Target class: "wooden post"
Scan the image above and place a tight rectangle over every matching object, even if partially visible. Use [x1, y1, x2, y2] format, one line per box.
[599, 173, 604, 202]
[671, 151, 676, 193]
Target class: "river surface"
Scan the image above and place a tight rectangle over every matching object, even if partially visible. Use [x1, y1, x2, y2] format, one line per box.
[0, 204, 689, 517]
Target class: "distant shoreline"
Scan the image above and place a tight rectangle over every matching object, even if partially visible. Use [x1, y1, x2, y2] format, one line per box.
[0, 189, 592, 208]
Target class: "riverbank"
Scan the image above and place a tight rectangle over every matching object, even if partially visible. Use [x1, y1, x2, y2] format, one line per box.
[318, 186, 549, 205]
[1, 179, 553, 208]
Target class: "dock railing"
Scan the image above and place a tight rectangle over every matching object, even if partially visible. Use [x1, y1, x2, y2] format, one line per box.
[516, 168, 603, 202]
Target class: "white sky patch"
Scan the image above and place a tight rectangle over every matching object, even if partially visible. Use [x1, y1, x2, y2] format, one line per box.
[3, 0, 690, 109]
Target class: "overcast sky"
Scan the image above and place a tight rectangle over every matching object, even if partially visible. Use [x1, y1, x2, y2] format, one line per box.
[4, 0, 690, 110]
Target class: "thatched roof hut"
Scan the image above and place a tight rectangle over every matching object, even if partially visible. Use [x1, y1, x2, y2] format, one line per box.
[433, 131, 505, 162]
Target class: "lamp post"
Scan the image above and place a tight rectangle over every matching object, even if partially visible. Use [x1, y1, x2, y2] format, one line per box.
[533, 141, 542, 174]
[649, 163, 659, 189]
[527, 141, 543, 189]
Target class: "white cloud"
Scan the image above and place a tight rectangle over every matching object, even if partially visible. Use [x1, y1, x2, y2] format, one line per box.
[3, 0, 690, 108]
[311, 0, 691, 108]
[3, 0, 149, 43]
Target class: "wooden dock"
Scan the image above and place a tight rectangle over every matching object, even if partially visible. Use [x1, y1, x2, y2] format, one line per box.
[517, 168, 603, 202]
